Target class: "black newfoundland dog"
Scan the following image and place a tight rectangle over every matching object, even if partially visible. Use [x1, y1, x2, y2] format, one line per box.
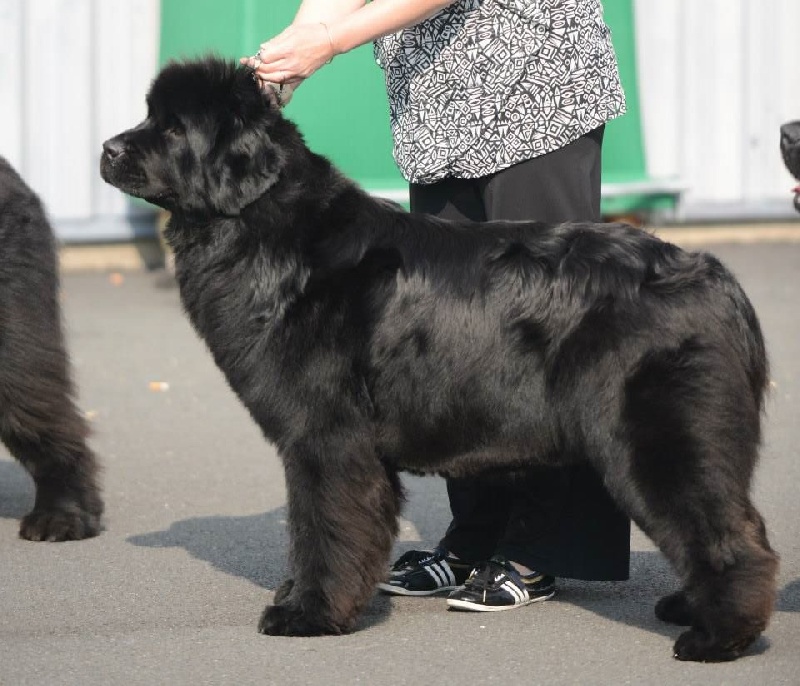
[101, 58, 777, 661]
[0, 157, 103, 540]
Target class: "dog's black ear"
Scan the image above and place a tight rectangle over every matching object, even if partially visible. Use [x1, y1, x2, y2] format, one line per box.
[205, 125, 285, 215]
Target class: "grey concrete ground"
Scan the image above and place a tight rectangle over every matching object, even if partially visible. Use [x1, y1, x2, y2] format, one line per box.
[1, 238, 799, 685]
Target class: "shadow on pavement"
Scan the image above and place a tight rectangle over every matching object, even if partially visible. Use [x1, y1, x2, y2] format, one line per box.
[777, 577, 800, 612]
[128, 508, 291, 591]
[555, 550, 679, 640]
[0, 459, 34, 519]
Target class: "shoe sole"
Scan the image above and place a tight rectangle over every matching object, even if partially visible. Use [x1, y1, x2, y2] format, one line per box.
[446, 590, 555, 612]
[377, 582, 462, 596]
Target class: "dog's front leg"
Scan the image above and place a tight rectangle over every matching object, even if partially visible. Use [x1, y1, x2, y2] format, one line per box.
[259, 439, 402, 636]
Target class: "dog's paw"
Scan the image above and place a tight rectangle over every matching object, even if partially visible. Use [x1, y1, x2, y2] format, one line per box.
[655, 591, 694, 626]
[19, 503, 103, 542]
[673, 628, 753, 662]
[258, 602, 344, 637]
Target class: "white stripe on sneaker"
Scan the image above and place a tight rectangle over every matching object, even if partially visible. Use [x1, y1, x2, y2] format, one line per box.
[501, 580, 529, 604]
[424, 561, 445, 587]
[424, 560, 454, 588]
[442, 561, 456, 586]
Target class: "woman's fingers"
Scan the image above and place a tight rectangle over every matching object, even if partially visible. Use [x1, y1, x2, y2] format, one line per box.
[243, 23, 334, 83]
[240, 53, 292, 83]
[256, 60, 295, 84]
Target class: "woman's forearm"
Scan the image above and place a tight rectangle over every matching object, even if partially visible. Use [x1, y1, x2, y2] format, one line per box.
[245, 0, 457, 87]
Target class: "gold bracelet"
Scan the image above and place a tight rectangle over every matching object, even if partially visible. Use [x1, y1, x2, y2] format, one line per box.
[320, 22, 336, 64]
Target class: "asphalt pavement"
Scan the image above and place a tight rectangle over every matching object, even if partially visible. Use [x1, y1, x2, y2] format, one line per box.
[1, 237, 799, 685]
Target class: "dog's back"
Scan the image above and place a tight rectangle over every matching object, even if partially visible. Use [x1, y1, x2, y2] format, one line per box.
[353, 213, 768, 465]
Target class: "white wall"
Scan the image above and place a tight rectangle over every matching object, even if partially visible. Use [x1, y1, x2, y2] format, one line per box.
[0, 0, 159, 241]
[635, 0, 800, 220]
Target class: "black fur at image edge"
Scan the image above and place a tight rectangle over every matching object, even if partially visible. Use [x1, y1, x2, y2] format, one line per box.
[779, 120, 800, 212]
[0, 158, 103, 541]
[101, 57, 778, 662]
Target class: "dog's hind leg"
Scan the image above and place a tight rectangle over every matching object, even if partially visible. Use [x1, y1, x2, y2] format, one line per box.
[672, 504, 777, 662]
[259, 437, 403, 636]
[620, 450, 777, 662]
[620, 342, 778, 661]
[0, 369, 103, 542]
[0, 201, 103, 541]
[0, 298, 103, 541]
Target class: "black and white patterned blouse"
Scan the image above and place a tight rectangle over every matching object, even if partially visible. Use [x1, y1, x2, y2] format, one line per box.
[374, 0, 627, 184]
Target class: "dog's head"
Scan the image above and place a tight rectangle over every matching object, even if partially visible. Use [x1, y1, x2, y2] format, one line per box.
[100, 57, 286, 216]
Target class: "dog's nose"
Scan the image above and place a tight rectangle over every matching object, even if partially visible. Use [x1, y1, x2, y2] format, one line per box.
[102, 138, 126, 159]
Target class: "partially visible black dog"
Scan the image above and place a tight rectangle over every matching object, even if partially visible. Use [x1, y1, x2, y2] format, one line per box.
[0, 157, 103, 540]
[101, 58, 777, 661]
[780, 120, 800, 211]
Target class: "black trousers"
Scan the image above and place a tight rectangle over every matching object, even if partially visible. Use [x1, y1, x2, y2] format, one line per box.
[409, 127, 630, 581]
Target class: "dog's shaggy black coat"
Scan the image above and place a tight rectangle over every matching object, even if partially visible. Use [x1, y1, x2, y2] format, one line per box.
[0, 157, 103, 540]
[101, 58, 777, 661]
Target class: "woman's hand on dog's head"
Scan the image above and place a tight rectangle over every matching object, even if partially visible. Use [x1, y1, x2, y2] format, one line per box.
[240, 22, 336, 88]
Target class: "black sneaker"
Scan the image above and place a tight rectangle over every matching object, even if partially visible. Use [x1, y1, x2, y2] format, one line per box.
[446, 556, 555, 611]
[377, 547, 473, 596]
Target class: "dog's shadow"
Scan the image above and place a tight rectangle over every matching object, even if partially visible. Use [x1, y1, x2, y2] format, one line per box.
[0, 458, 34, 519]
[127, 507, 395, 630]
[128, 508, 291, 590]
[777, 577, 800, 613]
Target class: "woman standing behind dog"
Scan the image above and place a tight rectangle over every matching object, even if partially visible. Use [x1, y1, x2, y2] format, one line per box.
[245, 0, 630, 611]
